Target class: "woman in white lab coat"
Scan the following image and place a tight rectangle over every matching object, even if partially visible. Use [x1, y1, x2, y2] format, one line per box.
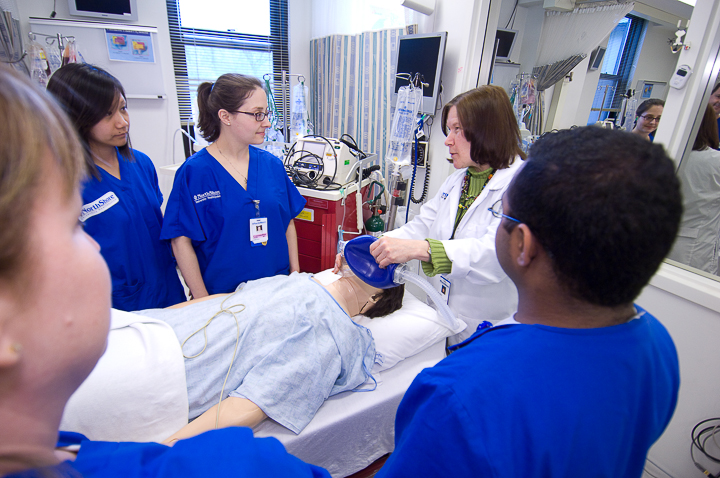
[668, 104, 720, 275]
[371, 85, 525, 344]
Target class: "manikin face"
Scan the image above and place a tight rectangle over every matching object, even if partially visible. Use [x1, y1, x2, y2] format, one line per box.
[444, 106, 475, 170]
[88, 93, 129, 150]
[227, 87, 272, 146]
[15, 156, 111, 391]
[635, 105, 663, 136]
[709, 88, 720, 117]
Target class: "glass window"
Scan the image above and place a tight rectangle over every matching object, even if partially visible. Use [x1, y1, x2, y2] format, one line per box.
[166, 0, 288, 128]
[588, 15, 646, 125]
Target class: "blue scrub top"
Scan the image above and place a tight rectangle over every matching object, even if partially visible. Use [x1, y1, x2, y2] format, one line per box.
[80, 149, 186, 311]
[7, 429, 330, 477]
[161, 146, 306, 294]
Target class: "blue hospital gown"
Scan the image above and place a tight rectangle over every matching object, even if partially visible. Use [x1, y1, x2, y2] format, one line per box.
[137, 273, 375, 434]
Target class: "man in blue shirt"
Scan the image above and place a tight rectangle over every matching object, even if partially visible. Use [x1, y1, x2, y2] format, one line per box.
[378, 126, 682, 478]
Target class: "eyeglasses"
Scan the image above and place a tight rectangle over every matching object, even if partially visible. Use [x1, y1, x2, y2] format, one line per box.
[488, 199, 521, 224]
[235, 110, 273, 122]
[639, 115, 661, 123]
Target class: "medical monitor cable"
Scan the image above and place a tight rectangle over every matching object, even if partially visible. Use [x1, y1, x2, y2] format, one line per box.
[691, 417, 720, 477]
[180, 291, 246, 430]
[285, 134, 344, 190]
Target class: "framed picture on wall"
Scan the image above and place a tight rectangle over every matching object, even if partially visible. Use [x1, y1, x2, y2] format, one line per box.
[636, 80, 668, 101]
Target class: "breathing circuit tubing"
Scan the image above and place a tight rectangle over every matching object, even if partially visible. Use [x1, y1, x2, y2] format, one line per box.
[340, 235, 466, 334]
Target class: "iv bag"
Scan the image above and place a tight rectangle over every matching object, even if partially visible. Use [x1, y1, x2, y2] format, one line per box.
[28, 39, 50, 87]
[290, 82, 312, 140]
[385, 85, 422, 167]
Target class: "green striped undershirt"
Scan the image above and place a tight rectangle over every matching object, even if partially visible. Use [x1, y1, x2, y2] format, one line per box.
[421, 167, 493, 277]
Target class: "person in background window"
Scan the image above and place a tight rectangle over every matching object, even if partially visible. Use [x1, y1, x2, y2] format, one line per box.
[47, 64, 186, 311]
[707, 82, 720, 141]
[161, 74, 305, 298]
[631, 98, 664, 141]
[366, 86, 525, 345]
[667, 104, 720, 275]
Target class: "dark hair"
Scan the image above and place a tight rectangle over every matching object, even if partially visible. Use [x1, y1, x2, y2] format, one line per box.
[508, 126, 682, 307]
[712, 83, 720, 94]
[636, 98, 665, 117]
[197, 74, 264, 142]
[46, 63, 132, 179]
[441, 85, 525, 170]
[363, 284, 405, 319]
[693, 103, 720, 151]
[0, 66, 84, 282]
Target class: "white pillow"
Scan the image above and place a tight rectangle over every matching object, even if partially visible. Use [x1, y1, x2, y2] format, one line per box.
[355, 292, 457, 373]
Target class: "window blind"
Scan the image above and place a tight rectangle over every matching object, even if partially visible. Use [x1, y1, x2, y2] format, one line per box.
[166, 0, 289, 124]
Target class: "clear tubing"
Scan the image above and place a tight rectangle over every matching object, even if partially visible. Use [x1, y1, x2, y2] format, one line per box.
[393, 265, 465, 333]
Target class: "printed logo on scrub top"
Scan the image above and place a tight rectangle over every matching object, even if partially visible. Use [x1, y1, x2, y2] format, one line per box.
[441, 192, 449, 200]
[80, 192, 119, 222]
[193, 191, 221, 204]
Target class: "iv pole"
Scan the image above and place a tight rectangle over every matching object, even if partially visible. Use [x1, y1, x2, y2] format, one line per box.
[263, 70, 306, 143]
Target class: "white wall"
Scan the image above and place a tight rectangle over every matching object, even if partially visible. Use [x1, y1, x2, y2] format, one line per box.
[633, 23, 679, 96]
[637, 266, 720, 478]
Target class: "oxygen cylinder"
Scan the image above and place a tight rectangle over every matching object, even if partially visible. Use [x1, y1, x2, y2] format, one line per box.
[365, 212, 384, 238]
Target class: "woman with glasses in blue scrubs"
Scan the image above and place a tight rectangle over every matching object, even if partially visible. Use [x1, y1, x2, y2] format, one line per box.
[47, 64, 186, 311]
[161, 74, 306, 298]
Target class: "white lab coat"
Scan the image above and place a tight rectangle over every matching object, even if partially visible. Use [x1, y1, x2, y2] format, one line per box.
[385, 158, 523, 344]
[667, 148, 720, 275]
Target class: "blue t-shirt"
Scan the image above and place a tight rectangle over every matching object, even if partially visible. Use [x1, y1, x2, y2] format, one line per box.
[7, 429, 329, 478]
[377, 309, 680, 478]
[80, 149, 186, 311]
[161, 146, 306, 294]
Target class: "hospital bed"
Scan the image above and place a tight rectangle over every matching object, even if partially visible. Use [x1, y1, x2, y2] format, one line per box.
[254, 338, 445, 477]
[60, 291, 455, 478]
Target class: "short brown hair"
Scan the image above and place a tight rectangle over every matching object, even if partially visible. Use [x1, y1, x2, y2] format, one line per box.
[0, 66, 84, 280]
[197, 74, 264, 142]
[636, 98, 665, 117]
[693, 103, 720, 151]
[363, 284, 405, 319]
[441, 85, 525, 170]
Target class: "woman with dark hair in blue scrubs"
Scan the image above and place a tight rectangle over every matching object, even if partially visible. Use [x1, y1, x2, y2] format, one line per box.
[47, 64, 186, 311]
[161, 74, 305, 298]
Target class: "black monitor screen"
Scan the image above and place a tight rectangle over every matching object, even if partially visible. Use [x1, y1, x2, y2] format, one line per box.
[395, 36, 442, 98]
[495, 30, 516, 59]
[75, 0, 132, 15]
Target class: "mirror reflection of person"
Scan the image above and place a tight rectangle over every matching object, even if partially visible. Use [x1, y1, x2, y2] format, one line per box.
[0, 67, 329, 477]
[377, 126, 681, 478]
[667, 104, 720, 275]
[46, 64, 186, 311]
[631, 98, 664, 141]
[708, 82, 720, 140]
[162, 74, 305, 300]
[368, 86, 525, 345]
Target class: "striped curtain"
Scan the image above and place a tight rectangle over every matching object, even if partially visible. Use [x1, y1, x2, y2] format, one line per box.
[310, 25, 417, 167]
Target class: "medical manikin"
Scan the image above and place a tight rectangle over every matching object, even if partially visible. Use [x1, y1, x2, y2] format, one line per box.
[61, 261, 404, 444]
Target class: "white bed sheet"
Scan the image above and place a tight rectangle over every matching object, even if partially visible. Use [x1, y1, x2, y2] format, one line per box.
[253, 339, 446, 477]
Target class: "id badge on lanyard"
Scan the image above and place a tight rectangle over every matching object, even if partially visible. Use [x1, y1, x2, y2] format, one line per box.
[250, 200, 268, 246]
[439, 275, 451, 304]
